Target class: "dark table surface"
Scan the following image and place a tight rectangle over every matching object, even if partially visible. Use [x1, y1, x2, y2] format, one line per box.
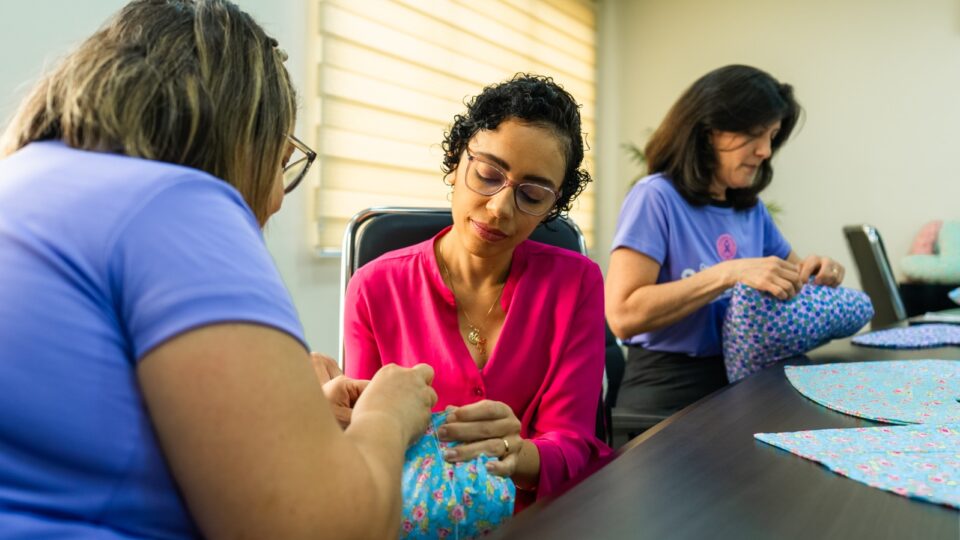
[493, 337, 960, 540]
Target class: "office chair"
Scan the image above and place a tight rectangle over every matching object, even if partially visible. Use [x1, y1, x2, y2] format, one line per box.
[339, 207, 661, 447]
[843, 224, 907, 328]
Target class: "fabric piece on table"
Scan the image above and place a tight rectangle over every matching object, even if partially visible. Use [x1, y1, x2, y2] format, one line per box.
[852, 324, 960, 349]
[722, 282, 873, 382]
[400, 412, 515, 539]
[755, 423, 960, 509]
[785, 361, 960, 425]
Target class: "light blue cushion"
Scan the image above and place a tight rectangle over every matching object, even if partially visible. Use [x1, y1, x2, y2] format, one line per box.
[400, 412, 515, 539]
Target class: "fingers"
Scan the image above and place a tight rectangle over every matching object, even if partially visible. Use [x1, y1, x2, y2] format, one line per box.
[445, 400, 511, 422]
[310, 351, 342, 383]
[484, 451, 518, 478]
[411, 363, 435, 385]
[797, 255, 820, 283]
[443, 434, 521, 463]
[813, 259, 845, 287]
[439, 400, 520, 443]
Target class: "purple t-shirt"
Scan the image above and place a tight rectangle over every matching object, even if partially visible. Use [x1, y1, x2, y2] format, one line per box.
[611, 173, 791, 356]
[0, 142, 306, 538]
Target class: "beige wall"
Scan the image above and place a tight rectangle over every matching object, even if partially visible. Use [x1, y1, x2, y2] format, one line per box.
[599, 0, 960, 290]
[5, 1, 958, 355]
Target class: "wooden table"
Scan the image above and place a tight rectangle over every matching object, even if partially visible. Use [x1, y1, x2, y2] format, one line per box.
[493, 338, 960, 539]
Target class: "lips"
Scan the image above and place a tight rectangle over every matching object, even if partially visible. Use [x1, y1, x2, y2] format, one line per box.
[471, 219, 507, 242]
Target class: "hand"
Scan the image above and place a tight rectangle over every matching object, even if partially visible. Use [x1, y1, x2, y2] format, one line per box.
[438, 400, 522, 477]
[798, 255, 845, 286]
[722, 256, 802, 300]
[322, 375, 369, 428]
[310, 351, 342, 384]
[351, 364, 437, 447]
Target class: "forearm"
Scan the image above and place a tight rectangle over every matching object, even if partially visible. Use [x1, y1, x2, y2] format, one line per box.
[609, 263, 734, 338]
[340, 412, 408, 538]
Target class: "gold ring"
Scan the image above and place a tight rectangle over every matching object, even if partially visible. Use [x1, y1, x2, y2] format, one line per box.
[502, 438, 510, 455]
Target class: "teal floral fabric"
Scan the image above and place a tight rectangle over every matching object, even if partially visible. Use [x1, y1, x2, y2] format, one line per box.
[755, 423, 960, 509]
[784, 361, 960, 425]
[722, 282, 873, 382]
[400, 413, 515, 539]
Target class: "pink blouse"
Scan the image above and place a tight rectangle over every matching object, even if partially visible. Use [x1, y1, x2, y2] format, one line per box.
[343, 227, 612, 508]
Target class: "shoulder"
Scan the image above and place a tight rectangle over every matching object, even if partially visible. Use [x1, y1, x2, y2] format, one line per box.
[624, 173, 686, 209]
[520, 240, 601, 280]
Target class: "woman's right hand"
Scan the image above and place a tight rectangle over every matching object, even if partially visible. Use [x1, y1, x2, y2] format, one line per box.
[350, 363, 437, 446]
[722, 256, 802, 300]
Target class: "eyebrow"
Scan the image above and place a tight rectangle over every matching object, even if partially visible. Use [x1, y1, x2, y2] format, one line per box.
[472, 150, 560, 190]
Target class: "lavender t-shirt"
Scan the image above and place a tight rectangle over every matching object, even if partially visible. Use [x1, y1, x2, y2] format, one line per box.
[611, 174, 791, 356]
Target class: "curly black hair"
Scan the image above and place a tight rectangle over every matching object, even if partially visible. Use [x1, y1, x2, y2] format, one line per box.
[441, 73, 591, 223]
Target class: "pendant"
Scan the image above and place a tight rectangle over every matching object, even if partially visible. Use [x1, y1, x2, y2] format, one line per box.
[467, 326, 481, 346]
[467, 326, 487, 358]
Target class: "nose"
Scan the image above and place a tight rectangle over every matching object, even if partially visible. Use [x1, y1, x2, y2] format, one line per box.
[486, 185, 515, 220]
[755, 137, 773, 159]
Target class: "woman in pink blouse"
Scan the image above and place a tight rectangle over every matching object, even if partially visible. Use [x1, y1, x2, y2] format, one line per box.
[344, 74, 612, 510]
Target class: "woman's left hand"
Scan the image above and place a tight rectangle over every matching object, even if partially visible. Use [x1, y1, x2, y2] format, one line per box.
[311, 351, 370, 428]
[322, 375, 369, 428]
[438, 400, 522, 477]
[798, 255, 845, 286]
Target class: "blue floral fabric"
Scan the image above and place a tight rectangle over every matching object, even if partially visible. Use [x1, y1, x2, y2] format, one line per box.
[400, 413, 516, 539]
[852, 324, 960, 349]
[784, 361, 960, 425]
[722, 282, 874, 382]
[755, 423, 960, 509]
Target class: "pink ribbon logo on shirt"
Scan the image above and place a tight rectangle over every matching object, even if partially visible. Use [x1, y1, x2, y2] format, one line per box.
[716, 234, 737, 260]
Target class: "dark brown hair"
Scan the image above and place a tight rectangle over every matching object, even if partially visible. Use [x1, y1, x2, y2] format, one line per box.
[644, 65, 801, 209]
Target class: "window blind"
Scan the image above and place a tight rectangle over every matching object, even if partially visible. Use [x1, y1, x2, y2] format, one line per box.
[308, 0, 596, 253]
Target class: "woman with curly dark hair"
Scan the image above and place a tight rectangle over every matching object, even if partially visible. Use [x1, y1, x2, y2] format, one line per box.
[606, 65, 846, 418]
[344, 74, 611, 511]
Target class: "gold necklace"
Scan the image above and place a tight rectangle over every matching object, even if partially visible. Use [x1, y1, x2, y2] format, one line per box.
[437, 240, 505, 361]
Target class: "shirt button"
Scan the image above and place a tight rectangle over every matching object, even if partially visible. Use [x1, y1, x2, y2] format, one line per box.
[473, 386, 483, 396]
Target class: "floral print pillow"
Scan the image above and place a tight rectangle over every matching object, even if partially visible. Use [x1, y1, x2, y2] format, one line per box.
[400, 413, 515, 539]
[722, 282, 873, 382]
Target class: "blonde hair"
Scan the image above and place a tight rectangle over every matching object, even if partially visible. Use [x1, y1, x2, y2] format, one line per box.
[0, 0, 296, 224]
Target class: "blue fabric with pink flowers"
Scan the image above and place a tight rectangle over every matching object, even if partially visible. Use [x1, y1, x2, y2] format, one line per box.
[400, 412, 515, 539]
[722, 282, 873, 382]
[755, 423, 960, 509]
[759, 360, 960, 509]
[784, 361, 960, 425]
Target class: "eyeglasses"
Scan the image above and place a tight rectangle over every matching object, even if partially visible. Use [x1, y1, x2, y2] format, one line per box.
[464, 150, 559, 216]
[283, 134, 316, 194]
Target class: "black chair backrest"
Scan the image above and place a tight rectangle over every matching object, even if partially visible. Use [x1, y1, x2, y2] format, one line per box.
[345, 207, 586, 275]
[843, 224, 907, 328]
[339, 207, 587, 362]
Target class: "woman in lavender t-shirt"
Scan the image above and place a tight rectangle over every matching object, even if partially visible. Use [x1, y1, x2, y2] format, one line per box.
[605, 65, 846, 419]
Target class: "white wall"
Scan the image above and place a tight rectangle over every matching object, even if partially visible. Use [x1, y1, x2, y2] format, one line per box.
[0, 0, 342, 354]
[601, 0, 960, 291]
